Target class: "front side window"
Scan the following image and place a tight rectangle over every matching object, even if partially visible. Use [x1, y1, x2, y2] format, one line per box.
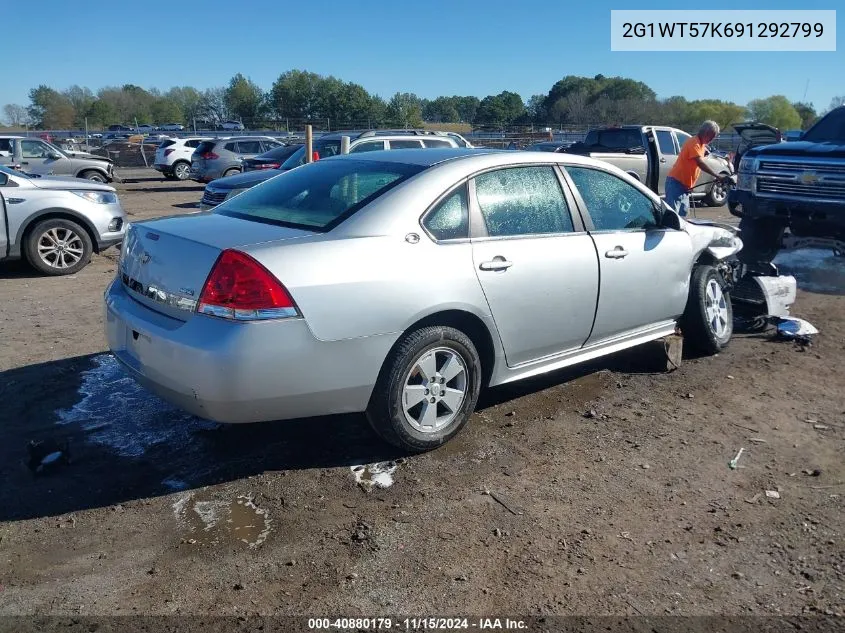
[214, 159, 424, 231]
[565, 166, 658, 231]
[21, 140, 50, 159]
[422, 185, 469, 241]
[474, 166, 574, 237]
[422, 139, 453, 148]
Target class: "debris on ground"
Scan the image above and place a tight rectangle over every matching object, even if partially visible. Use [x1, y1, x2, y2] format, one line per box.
[729, 448, 745, 470]
[26, 439, 71, 475]
[766, 490, 781, 499]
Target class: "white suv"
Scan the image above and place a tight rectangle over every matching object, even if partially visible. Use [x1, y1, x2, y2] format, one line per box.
[153, 137, 210, 180]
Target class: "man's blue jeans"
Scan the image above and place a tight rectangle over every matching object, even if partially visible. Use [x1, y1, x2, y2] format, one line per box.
[665, 176, 691, 217]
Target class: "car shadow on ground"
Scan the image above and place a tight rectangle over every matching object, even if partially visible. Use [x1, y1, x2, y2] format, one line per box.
[0, 342, 682, 522]
[0, 259, 41, 279]
[171, 202, 200, 209]
[123, 185, 205, 194]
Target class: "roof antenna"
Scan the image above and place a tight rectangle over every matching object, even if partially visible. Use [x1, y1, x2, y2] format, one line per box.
[802, 79, 809, 102]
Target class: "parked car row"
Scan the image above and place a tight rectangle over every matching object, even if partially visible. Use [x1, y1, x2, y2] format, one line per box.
[195, 129, 466, 208]
[108, 120, 245, 133]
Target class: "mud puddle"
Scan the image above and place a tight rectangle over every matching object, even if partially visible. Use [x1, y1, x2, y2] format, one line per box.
[173, 492, 271, 548]
[775, 248, 845, 296]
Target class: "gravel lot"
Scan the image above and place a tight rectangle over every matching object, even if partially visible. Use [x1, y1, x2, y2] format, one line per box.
[0, 168, 843, 620]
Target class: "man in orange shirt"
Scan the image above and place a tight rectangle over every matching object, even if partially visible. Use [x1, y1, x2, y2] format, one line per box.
[665, 121, 732, 217]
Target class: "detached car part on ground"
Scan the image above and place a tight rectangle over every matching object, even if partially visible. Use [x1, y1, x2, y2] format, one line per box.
[107, 149, 752, 452]
[0, 136, 115, 183]
[0, 166, 127, 275]
[730, 106, 845, 263]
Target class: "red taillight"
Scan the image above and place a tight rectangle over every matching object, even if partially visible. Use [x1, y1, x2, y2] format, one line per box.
[197, 250, 298, 321]
[312, 151, 320, 161]
[164, 148, 175, 156]
[200, 152, 219, 160]
[256, 162, 281, 170]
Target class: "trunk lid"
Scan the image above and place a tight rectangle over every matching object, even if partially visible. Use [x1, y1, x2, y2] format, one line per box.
[119, 214, 315, 321]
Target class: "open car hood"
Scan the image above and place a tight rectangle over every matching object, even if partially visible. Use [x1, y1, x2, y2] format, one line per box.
[733, 122, 781, 146]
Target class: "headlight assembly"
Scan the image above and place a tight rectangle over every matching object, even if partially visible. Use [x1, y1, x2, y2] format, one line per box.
[71, 190, 118, 204]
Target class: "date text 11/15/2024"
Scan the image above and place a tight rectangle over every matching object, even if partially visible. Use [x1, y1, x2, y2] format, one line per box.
[307, 617, 528, 630]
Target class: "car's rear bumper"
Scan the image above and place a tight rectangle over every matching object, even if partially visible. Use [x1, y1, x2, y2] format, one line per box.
[104, 279, 396, 423]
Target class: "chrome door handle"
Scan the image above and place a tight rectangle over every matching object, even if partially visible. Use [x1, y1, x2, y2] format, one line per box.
[479, 259, 513, 271]
[605, 247, 629, 259]
[659, 157, 667, 163]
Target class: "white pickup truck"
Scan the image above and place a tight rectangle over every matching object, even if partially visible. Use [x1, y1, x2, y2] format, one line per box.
[562, 125, 735, 207]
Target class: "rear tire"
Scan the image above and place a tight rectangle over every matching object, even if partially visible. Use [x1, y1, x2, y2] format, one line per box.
[223, 168, 240, 177]
[681, 265, 733, 355]
[25, 218, 93, 276]
[704, 173, 729, 207]
[738, 217, 785, 264]
[172, 161, 191, 181]
[366, 326, 482, 453]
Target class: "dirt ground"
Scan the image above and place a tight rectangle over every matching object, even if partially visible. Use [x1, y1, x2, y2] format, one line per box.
[0, 169, 843, 622]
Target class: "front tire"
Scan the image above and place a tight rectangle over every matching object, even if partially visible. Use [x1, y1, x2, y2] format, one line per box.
[366, 326, 482, 452]
[79, 170, 107, 183]
[25, 218, 93, 276]
[681, 265, 733, 355]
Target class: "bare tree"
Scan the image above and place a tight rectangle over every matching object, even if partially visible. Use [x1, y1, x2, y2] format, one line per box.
[3, 103, 30, 127]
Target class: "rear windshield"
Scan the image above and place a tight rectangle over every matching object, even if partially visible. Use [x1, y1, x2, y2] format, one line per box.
[195, 141, 216, 154]
[258, 144, 302, 160]
[583, 128, 643, 149]
[280, 139, 343, 170]
[802, 108, 845, 143]
[214, 159, 424, 231]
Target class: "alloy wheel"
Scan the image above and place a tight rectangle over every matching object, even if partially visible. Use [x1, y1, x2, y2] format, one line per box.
[402, 347, 468, 433]
[37, 227, 85, 270]
[704, 279, 729, 338]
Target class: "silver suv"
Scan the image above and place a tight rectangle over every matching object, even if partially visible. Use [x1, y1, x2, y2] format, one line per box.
[189, 136, 285, 183]
[0, 136, 115, 182]
[0, 165, 127, 275]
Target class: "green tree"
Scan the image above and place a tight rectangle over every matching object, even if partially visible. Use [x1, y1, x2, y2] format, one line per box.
[792, 101, 818, 129]
[423, 96, 460, 123]
[63, 85, 95, 127]
[747, 95, 802, 131]
[199, 87, 229, 126]
[386, 92, 423, 127]
[150, 97, 184, 125]
[86, 99, 117, 127]
[454, 96, 480, 123]
[28, 85, 76, 129]
[270, 69, 323, 120]
[475, 91, 526, 126]
[224, 73, 266, 125]
[166, 86, 203, 125]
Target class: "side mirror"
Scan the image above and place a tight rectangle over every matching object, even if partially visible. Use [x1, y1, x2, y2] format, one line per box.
[48, 152, 62, 160]
[657, 201, 681, 230]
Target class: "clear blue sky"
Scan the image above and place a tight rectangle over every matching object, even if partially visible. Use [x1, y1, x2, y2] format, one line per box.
[3, 0, 842, 113]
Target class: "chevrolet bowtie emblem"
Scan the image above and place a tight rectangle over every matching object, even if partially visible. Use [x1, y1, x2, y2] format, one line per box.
[799, 171, 819, 185]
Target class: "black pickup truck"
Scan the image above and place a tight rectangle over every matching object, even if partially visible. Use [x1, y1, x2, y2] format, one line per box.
[730, 106, 845, 262]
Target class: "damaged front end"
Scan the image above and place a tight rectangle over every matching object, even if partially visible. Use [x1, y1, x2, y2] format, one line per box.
[683, 218, 798, 322]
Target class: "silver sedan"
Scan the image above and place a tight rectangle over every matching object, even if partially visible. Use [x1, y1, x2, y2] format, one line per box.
[104, 148, 742, 451]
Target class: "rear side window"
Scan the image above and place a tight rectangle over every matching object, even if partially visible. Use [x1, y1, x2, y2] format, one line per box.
[185, 139, 203, 148]
[224, 142, 237, 152]
[214, 159, 424, 231]
[262, 140, 282, 150]
[237, 140, 263, 154]
[474, 166, 574, 237]
[389, 140, 423, 149]
[423, 186, 469, 240]
[422, 139, 453, 148]
[159, 139, 176, 149]
[350, 141, 386, 153]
